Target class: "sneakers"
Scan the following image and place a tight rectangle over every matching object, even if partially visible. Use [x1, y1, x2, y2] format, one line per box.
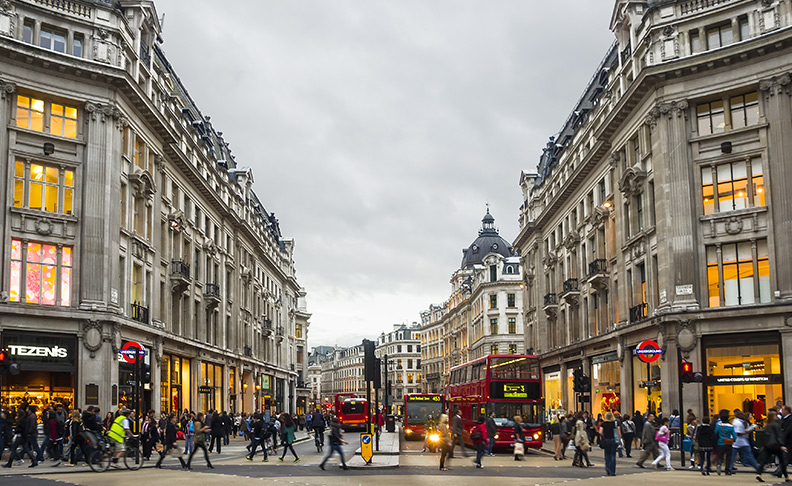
[262, 458, 269, 462]
[689, 465, 696, 469]
[246, 456, 253, 461]
[319, 463, 325, 470]
[278, 457, 284, 462]
[635, 464, 645, 469]
[666, 467, 675, 471]
[294, 458, 300, 463]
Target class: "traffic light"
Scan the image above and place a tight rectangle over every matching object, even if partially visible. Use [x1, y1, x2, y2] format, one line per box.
[363, 339, 376, 382]
[681, 361, 693, 383]
[0, 349, 20, 376]
[573, 368, 590, 393]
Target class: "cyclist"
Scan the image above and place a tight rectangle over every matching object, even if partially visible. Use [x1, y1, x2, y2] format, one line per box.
[107, 408, 133, 468]
[311, 408, 326, 449]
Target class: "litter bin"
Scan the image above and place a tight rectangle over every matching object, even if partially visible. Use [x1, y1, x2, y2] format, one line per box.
[386, 414, 396, 433]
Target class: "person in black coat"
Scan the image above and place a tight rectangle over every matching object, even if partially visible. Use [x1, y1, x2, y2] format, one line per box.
[221, 411, 232, 446]
[209, 411, 223, 454]
[2, 409, 37, 468]
[155, 414, 185, 468]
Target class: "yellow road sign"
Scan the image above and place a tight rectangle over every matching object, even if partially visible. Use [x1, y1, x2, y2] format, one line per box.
[360, 433, 373, 464]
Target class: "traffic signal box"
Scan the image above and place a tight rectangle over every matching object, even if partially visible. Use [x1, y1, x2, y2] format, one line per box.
[0, 349, 20, 375]
[680, 361, 703, 383]
[572, 368, 590, 394]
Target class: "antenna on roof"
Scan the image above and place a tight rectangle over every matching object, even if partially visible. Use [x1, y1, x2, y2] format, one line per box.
[159, 13, 166, 31]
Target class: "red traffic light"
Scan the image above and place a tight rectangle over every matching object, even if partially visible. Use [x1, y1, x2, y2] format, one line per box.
[681, 362, 693, 374]
[0, 350, 7, 362]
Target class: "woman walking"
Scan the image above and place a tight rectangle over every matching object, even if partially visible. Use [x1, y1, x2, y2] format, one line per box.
[694, 416, 716, 475]
[185, 413, 213, 469]
[714, 409, 736, 476]
[620, 414, 635, 458]
[278, 414, 300, 463]
[437, 414, 452, 471]
[600, 411, 620, 476]
[513, 415, 525, 461]
[756, 410, 787, 482]
[472, 415, 488, 469]
[573, 415, 592, 467]
[650, 417, 673, 470]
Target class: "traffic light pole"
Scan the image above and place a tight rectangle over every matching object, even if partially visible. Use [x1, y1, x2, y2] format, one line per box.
[678, 347, 685, 468]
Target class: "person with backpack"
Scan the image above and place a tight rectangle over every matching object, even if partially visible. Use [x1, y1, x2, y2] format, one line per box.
[311, 409, 326, 447]
[182, 413, 211, 469]
[714, 409, 736, 475]
[278, 414, 300, 463]
[246, 414, 270, 462]
[471, 415, 489, 469]
[620, 414, 636, 458]
[319, 416, 348, 470]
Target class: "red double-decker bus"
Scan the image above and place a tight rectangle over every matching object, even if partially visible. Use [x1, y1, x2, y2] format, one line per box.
[333, 393, 368, 430]
[447, 354, 544, 450]
[403, 393, 444, 440]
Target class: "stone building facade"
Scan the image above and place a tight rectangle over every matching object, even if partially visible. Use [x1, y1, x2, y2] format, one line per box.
[420, 211, 525, 395]
[515, 0, 792, 420]
[0, 0, 309, 415]
[376, 323, 421, 414]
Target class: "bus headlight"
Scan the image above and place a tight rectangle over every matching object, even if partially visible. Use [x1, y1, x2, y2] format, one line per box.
[493, 434, 499, 440]
[405, 428, 412, 435]
[429, 433, 440, 443]
[533, 433, 541, 440]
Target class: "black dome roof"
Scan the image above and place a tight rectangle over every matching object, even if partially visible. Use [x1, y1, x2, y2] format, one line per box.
[460, 210, 514, 268]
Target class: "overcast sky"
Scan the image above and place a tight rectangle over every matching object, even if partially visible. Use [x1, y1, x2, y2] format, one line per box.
[153, 0, 615, 348]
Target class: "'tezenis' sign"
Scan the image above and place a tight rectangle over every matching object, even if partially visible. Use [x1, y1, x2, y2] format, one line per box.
[8, 345, 68, 358]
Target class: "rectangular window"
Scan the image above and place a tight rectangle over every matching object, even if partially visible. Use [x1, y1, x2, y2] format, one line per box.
[73, 34, 83, 58]
[489, 265, 497, 282]
[706, 23, 733, 50]
[507, 293, 515, 307]
[697, 100, 725, 135]
[489, 294, 497, 309]
[490, 344, 498, 356]
[14, 160, 74, 215]
[703, 160, 765, 214]
[508, 318, 516, 334]
[16, 95, 45, 132]
[708, 240, 771, 308]
[636, 194, 644, 232]
[134, 137, 146, 170]
[22, 19, 33, 44]
[730, 92, 759, 129]
[508, 344, 517, 354]
[295, 324, 303, 339]
[738, 16, 750, 41]
[10, 239, 72, 306]
[690, 30, 701, 54]
[490, 318, 498, 335]
[707, 246, 720, 308]
[50, 103, 78, 138]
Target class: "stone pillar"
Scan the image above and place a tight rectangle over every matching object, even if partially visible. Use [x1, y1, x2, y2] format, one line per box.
[759, 74, 792, 300]
[659, 324, 680, 419]
[781, 328, 792, 403]
[80, 102, 122, 309]
[0, 80, 15, 288]
[647, 100, 699, 312]
[620, 342, 634, 415]
[678, 321, 704, 417]
[560, 362, 569, 412]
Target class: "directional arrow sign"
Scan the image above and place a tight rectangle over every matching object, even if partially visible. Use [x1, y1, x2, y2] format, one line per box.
[360, 433, 373, 464]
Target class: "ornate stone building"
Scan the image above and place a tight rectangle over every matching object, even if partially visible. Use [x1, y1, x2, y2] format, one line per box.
[420, 210, 525, 395]
[0, 0, 309, 415]
[515, 0, 792, 419]
[376, 323, 421, 414]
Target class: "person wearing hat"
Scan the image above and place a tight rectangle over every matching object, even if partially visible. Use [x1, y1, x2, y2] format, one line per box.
[108, 408, 133, 467]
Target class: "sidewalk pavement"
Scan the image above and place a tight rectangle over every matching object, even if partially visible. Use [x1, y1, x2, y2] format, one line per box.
[0, 433, 312, 476]
[347, 426, 400, 469]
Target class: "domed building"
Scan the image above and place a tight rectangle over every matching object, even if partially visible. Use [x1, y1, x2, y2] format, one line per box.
[419, 209, 526, 394]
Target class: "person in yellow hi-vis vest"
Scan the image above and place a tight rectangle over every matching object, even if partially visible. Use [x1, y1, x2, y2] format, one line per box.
[107, 409, 132, 467]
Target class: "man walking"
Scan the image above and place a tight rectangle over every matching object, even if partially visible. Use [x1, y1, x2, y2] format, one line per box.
[635, 413, 659, 468]
[485, 412, 497, 456]
[155, 414, 186, 469]
[246, 414, 269, 462]
[449, 408, 468, 458]
[319, 417, 348, 470]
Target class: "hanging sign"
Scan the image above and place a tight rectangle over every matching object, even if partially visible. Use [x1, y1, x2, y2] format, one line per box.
[119, 341, 146, 364]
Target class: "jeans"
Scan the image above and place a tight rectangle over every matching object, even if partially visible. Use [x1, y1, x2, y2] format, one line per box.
[730, 445, 759, 473]
[223, 430, 229, 445]
[320, 443, 346, 468]
[651, 442, 672, 469]
[184, 434, 193, 455]
[248, 438, 268, 459]
[474, 442, 485, 466]
[6, 435, 36, 465]
[486, 437, 495, 455]
[622, 433, 635, 457]
[699, 450, 712, 471]
[314, 427, 325, 446]
[602, 438, 617, 475]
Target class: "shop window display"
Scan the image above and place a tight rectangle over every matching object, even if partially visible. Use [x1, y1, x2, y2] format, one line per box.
[633, 355, 662, 416]
[705, 342, 782, 421]
[544, 370, 563, 419]
[592, 358, 620, 414]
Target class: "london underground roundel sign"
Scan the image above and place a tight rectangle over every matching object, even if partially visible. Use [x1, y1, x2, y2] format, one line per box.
[635, 340, 663, 363]
[120, 341, 145, 364]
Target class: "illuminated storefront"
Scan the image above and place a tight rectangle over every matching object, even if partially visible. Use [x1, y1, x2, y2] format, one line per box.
[199, 361, 223, 412]
[543, 366, 563, 419]
[118, 341, 151, 412]
[703, 333, 783, 420]
[632, 354, 662, 415]
[591, 352, 620, 414]
[0, 332, 76, 412]
[160, 354, 191, 413]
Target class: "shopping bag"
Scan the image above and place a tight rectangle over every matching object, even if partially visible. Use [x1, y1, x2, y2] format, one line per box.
[514, 442, 525, 455]
[682, 437, 692, 453]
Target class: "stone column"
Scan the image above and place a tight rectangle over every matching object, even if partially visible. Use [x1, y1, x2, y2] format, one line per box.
[560, 362, 569, 412]
[781, 328, 792, 403]
[0, 80, 15, 288]
[80, 102, 122, 309]
[759, 74, 792, 300]
[620, 340, 634, 415]
[646, 100, 699, 312]
[659, 324, 680, 418]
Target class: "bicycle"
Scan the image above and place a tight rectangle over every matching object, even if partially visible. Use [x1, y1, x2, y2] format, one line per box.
[85, 434, 143, 472]
[314, 428, 325, 453]
[122, 436, 144, 470]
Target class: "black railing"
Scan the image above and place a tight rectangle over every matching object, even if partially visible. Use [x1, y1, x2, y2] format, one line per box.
[171, 259, 191, 279]
[131, 302, 149, 324]
[243, 345, 252, 357]
[204, 283, 220, 298]
[140, 44, 151, 66]
[543, 293, 558, 306]
[629, 302, 648, 323]
[620, 42, 632, 64]
[563, 278, 579, 293]
[588, 259, 608, 277]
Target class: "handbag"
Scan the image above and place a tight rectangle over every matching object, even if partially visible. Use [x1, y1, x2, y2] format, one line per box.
[723, 437, 734, 446]
[514, 442, 525, 455]
[682, 437, 692, 453]
[155, 443, 164, 452]
[470, 428, 482, 441]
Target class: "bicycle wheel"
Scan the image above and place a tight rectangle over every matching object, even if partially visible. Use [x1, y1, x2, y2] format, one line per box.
[88, 450, 111, 473]
[124, 447, 143, 470]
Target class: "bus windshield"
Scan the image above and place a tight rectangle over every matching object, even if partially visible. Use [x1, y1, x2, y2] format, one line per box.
[490, 402, 543, 427]
[405, 401, 443, 425]
[341, 401, 365, 415]
[489, 356, 540, 380]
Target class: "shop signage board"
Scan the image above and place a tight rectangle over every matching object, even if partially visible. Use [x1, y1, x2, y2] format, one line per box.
[640, 380, 658, 388]
[119, 341, 146, 363]
[635, 340, 663, 363]
[198, 386, 213, 394]
[2, 333, 76, 371]
[705, 374, 782, 386]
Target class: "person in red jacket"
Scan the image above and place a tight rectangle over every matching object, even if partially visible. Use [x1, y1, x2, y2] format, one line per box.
[472, 415, 489, 469]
